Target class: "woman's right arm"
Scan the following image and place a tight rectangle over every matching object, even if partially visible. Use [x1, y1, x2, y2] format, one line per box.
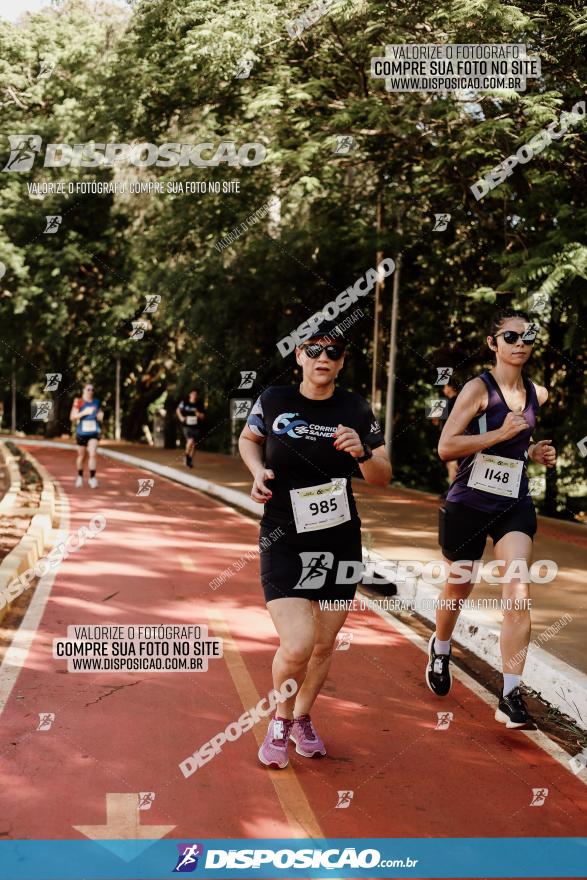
[239, 425, 274, 503]
[438, 378, 527, 461]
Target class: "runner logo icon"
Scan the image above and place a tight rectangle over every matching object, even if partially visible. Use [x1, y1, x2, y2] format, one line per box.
[435, 712, 453, 730]
[173, 843, 204, 872]
[433, 213, 451, 231]
[143, 294, 161, 313]
[37, 712, 55, 731]
[138, 791, 155, 810]
[32, 400, 53, 421]
[3, 134, 42, 172]
[44, 372, 62, 391]
[238, 370, 256, 389]
[426, 398, 448, 419]
[44, 215, 62, 233]
[530, 788, 549, 806]
[435, 366, 453, 385]
[336, 790, 354, 809]
[335, 631, 353, 651]
[294, 551, 334, 589]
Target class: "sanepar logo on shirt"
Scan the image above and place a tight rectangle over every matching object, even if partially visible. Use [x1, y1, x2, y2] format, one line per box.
[272, 413, 337, 439]
[272, 413, 309, 438]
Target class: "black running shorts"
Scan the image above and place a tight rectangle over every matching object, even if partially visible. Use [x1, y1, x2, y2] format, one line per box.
[183, 427, 202, 442]
[76, 434, 100, 447]
[259, 521, 362, 603]
[439, 500, 537, 561]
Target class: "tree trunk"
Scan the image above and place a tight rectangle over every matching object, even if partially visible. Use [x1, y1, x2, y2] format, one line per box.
[122, 383, 165, 441]
[45, 364, 76, 439]
[164, 394, 178, 449]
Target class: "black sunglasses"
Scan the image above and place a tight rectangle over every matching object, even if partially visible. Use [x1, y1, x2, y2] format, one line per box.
[299, 343, 346, 360]
[494, 329, 537, 345]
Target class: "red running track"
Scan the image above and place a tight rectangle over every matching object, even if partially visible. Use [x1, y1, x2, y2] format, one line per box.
[0, 445, 585, 846]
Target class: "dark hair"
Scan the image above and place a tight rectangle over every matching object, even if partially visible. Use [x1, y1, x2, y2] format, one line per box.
[489, 308, 531, 338]
[188, 388, 199, 395]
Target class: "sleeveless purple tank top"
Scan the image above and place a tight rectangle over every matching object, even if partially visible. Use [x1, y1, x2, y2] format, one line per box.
[446, 371, 538, 513]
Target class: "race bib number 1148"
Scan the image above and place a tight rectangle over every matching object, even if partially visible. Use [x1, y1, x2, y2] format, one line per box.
[467, 453, 523, 498]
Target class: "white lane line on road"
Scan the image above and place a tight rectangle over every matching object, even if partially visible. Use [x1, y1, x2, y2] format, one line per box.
[0, 481, 70, 717]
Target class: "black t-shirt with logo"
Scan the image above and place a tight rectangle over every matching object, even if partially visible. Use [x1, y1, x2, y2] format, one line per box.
[247, 385, 384, 531]
[179, 400, 204, 429]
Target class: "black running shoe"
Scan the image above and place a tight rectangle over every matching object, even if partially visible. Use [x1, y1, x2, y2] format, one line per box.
[495, 686, 531, 728]
[185, 455, 193, 468]
[425, 634, 452, 697]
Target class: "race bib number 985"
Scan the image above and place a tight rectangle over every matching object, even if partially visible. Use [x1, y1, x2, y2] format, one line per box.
[290, 478, 350, 533]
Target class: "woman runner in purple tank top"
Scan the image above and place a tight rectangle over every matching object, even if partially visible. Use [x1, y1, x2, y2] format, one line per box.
[425, 309, 557, 728]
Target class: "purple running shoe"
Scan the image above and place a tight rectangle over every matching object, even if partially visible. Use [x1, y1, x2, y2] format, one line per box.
[258, 717, 293, 768]
[290, 714, 326, 757]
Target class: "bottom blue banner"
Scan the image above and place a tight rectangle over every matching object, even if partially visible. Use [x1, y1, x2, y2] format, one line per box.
[0, 837, 586, 879]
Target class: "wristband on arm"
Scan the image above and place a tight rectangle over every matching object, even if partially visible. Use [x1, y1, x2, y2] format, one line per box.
[356, 443, 373, 464]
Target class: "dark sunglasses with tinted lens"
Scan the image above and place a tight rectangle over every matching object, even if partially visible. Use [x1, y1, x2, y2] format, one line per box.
[494, 329, 537, 345]
[300, 343, 346, 360]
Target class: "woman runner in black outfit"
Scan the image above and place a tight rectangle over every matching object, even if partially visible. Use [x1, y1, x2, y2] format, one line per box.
[426, 309, 556, 727]
[239, 321, 391, 768]
[176, 389, 205, 468]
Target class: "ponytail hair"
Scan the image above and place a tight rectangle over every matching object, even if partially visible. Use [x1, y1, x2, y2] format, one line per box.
[489, 308, 531, 340]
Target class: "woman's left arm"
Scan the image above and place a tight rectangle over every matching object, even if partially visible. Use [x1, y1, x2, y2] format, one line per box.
[358, 445, 392, 487]
[528, 384, 556, 466]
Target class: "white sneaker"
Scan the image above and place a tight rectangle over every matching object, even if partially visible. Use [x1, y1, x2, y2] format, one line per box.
[89, 477, 98, 489]
[75, 476, 83, 488]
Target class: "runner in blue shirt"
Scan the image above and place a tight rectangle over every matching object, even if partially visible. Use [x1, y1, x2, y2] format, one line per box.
[70, 384, 104, 489]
